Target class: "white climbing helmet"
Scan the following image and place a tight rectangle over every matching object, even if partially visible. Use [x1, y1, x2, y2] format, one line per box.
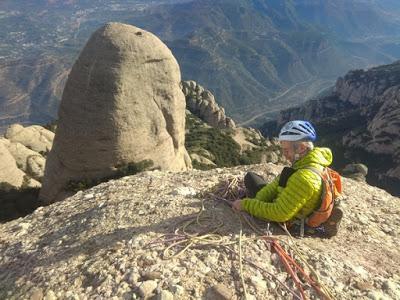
[278, 120, 317, 142]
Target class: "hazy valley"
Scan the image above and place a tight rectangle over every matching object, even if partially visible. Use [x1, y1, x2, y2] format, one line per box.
[1, 11, 400, 299]
[1, 0, 400, 131]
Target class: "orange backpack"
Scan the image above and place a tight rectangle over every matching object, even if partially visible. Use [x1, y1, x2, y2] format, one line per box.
[305, 167, 342, 228]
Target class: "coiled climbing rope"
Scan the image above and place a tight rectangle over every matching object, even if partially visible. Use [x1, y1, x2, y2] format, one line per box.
[146, 176, 335, 300]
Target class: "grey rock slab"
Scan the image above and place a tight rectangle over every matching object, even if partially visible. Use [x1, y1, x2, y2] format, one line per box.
[44, 290, 57, 300]
[205, 284, 234, 300]
[157, 290, 174, 300]
[382, 279, 400, 299]
[141, 271, 162, 281]
[250, 276, 267, 290]
[0, 164, 399, 300]
[169, 284, 184, 295]
[29, 288, 44, 300]
[138, 280, 158, 299]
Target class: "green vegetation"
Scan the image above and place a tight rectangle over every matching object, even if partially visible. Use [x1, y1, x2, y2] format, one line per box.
[185, 115, 242, 168]
[66, 160, 154, 192]
[44, 120, 58, 133]
[186, 113, 278, 169]
[191, 160, 215, 171]
[239, 149, 264, 165]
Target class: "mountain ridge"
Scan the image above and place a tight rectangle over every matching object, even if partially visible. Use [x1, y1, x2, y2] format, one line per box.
[261, 60, 400, 196]
[1, 0, 400, 129]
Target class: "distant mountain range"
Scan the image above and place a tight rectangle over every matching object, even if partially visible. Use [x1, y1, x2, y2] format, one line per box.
[261, 59, 400, 196]
[1, 0, 400, 131]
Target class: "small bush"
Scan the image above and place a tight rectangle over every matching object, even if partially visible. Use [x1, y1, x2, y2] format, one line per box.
[114, 160, 154, 178]
[240, 149, 264, 165]
[186, 112, 279, 168]
[186, 126, 242, 167]
[66, 160, 154, 192]
[44, 120, 58, 133]
[191, 160, 215, 171]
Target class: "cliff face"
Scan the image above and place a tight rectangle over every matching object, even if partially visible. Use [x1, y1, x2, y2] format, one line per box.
[261, 61, 400, 196]
[183, 81, 287, 170]
[182, 80, 236, 130]
[0, 165, 399, 299]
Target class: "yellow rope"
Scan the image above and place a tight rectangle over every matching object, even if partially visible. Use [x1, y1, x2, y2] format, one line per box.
[157, 177, 335, 299]
[238, 214, 248, 300]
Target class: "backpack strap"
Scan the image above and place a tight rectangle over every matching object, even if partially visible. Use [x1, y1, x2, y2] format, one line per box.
[302, 166, 337, 227]
[278, 167, 296, 187]
[283, 166, 328, 231]
[286, 166, 342, 229]
[302, 166, 331, 198]
[302, 166, 324, 177]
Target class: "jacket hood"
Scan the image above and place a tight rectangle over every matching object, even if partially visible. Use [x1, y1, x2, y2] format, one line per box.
[293, 147, 333, 169]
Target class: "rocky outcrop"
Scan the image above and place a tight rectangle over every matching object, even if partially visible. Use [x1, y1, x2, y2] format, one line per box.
[365, 86, 400, 155]
[261, 60, 400, 196]
[182, 83, 284, 168]
[182, 81, 236, 129]
[0, 124, 51, 188]
[5, 124, 54, 154]
[186, 113, 285, 169]
[0, 142, 27, 189]
[39, 23, 192, 204]
[231, 127, 284, 164]
[342, 163, 368, 182]
[189, 153, 216, 168]
[0, 165, 399, 299]
[0, 142, 40, 190]
[0, 138, 46, 182]
[334, 69, 399, 107]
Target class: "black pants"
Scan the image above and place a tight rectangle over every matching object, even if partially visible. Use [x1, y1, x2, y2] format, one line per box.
[244, 172, 267, 198]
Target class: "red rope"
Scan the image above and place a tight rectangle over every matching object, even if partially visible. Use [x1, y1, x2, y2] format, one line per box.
[262, 237, 332, 300]
[268, 239, 307, 299]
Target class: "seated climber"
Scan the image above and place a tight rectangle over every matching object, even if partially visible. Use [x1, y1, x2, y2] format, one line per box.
[232, 120, 343, 237]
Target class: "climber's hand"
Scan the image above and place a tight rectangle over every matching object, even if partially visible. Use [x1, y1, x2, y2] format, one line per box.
[232, 199, 243, 211]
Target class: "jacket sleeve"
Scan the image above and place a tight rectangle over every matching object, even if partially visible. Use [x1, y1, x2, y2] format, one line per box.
[252, 177, 279, 203]
[241, 170, 315, 222]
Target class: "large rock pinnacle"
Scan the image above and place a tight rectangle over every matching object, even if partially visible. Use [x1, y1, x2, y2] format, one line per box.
[40, 22, 191, 203]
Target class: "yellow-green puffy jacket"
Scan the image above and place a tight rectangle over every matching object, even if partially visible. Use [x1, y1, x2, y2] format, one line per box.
[241, 147, 333, 222]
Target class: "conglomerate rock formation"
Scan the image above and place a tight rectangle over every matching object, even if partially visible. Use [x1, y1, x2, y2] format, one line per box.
[0, 142, 32, 189]
[182, 82, 285, 169]
[39, 23, 192, 204]
[0, 124, 53, 190]
[182, 80, 236, 129]
[0, 164, 399, 299]
[4, 124, 54, 154]
[261, 60, 400, 195]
